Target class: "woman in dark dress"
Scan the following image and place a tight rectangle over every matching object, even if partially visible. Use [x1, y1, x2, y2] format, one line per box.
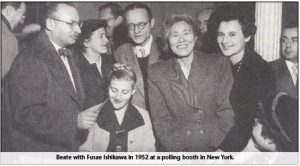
[213, 6, 276, 152]
[74, 19, 114, 109]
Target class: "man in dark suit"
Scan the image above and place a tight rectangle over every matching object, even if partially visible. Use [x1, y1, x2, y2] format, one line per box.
[113, 2, 163, 110]
[270, 21, 298, 99]
[7, 2, 99, 151]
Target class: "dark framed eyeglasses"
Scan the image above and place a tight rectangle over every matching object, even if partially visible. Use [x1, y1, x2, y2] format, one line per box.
[49, 17, 83, 28]
[126, 19, 151, 31]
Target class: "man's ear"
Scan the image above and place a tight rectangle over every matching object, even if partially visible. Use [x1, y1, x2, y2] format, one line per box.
[150, 18, 155, 28]
[114, 16, 123, 27]
[83, 39, 90, 47]
[132, 85, 137, 95]
[45, 18, 53, 31]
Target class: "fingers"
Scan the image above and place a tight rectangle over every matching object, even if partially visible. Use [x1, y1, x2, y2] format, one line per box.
[77, 108, 100, 129]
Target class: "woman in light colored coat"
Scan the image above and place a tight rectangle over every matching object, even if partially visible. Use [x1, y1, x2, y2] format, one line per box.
[80, 63, 156, 152]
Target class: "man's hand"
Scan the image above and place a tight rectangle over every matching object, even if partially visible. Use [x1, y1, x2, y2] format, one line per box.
[77, 104, 100, 129]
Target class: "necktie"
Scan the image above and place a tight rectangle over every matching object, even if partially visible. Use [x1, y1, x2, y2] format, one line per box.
[139, 48, 146, 58]
[58, 48, 72, 58]
[292, 64, 298, 85]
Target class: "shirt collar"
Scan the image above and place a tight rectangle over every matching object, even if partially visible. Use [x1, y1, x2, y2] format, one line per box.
[285, 60, 298, 75]
[49, 40, 62, 53]
[134, 35, 153, 58]
[83, 52, 102, 66]
[1, 14, 12, 31]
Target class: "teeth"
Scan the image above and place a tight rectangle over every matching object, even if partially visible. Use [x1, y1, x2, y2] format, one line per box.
[177, 45, 188, 49]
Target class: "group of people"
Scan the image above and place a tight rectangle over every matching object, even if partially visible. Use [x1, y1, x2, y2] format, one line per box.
[1, 2, 298, 152]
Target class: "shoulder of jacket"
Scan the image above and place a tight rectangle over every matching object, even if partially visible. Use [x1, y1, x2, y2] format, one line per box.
[115, 43, 132, 54]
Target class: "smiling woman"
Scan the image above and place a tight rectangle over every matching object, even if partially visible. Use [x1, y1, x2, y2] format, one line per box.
[73, 19, 113, 110]
[148, 14, 235, 152]
[213, 5, 276, 152]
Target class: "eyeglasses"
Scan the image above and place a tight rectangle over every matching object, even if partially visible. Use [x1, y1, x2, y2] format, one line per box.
[49, 17, 83, 28]
[126, 20, 150, 31]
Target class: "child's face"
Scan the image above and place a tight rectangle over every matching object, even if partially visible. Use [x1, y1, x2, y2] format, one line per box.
[252, 119, 277, 152]
[108, 79, 136, 111]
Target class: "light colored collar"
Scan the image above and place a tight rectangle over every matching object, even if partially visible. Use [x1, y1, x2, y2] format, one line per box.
[285, 60, 298, 75]
[50, 40, 62, 53]
[134, 35, 153, 58]
[83, 52, 102, 66]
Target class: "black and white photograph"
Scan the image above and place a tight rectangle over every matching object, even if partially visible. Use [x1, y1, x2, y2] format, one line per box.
[0, 1, 298, 165]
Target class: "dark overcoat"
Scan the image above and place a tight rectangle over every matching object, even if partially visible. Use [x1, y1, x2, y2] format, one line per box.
[270, 58, 298, 99]
[8, 32, 85, 151]
[219, 50, 276, 152]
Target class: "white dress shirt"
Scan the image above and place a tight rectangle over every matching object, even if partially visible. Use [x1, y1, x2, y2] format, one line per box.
[134, 35, 153, 58]
[50, 41, 77, 92]
[285, 60, 298, 85]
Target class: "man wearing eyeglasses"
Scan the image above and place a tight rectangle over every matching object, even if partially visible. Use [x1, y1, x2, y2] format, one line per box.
[7, 2, 99, 151]
[113, 2, 163, 111]
[1, 2, 26, 152]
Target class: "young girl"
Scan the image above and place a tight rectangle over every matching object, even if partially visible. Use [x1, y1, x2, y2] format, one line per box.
[79, 63, 156, 152]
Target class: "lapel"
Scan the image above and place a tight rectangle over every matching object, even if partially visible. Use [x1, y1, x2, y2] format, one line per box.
[277, 59, 296, 91]
[125, 45, 145, 98]
[97, 100, 144, 133]
[166, 53, 205, 110]
[36, 32, 83, 106]
[148, 37, 161, 65]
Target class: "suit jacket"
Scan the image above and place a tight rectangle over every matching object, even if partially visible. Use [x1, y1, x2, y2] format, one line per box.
[270, 58, 298, 99]
[8, 31, 85, 151]
[74, 52, 114, 109]
[148, 51, 235, 152]
[219, 50, 276, 152]
[79, 100, 156, 152]
[113, 37, 162, 109]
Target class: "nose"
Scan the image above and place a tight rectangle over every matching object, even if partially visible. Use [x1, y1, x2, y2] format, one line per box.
[178, 35, 184, 43]
[133, 25, 141, 34]
[115, 92, 122, 100]
[286, 40, 292, 48]
[103, 35, 109, 43]
[74, 24, 81, 34]
[221, 35, 229, 44]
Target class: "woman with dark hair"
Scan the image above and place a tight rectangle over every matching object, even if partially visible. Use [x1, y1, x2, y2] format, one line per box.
[79, 63, 156, 152]
[214, 5, 276, 152]
[74, 19, 114, 109]
[148, 14, 234, 151]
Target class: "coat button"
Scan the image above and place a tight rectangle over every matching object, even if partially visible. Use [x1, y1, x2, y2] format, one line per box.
[199, 129, 204, 134]
[130, 140, 133, 144]
[186, 130, 191, 136]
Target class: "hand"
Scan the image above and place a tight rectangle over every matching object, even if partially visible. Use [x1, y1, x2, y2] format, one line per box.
[77, 104, 100, 129]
